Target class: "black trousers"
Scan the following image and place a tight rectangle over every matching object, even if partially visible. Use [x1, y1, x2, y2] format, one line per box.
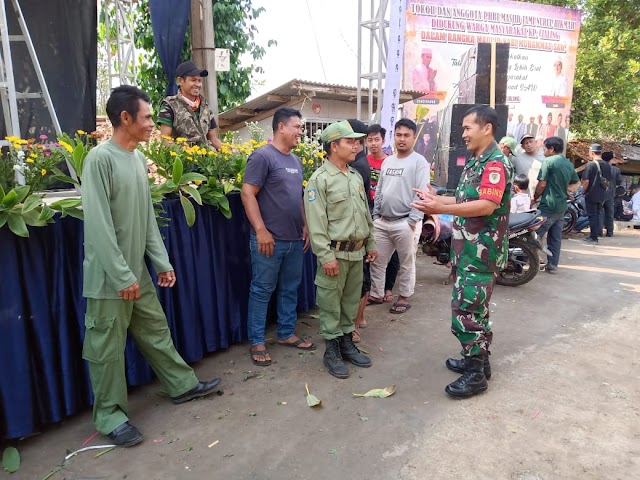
[603, 196, 615, 235]
[586, 200, 603, 240]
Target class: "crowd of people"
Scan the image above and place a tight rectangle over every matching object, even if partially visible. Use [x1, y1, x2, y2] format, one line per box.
[79, 60, 634, 449]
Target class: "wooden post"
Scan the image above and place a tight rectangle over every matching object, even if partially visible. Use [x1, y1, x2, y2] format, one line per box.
[190, 0, 219, 122]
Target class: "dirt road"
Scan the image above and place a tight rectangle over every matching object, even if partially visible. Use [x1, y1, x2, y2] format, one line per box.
[8, 231, 640, 480]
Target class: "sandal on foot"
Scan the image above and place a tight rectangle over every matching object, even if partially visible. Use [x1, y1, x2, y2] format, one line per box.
[277, 337, 316, 351]
[352, 330, 361, 343]
[383, 293, 395, 303]
[367, 297, 383, 305]
[250, 348, 272, 366]
[390, 303, 411, 314]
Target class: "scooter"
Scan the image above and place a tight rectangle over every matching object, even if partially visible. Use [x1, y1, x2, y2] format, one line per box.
[421, 210, 546, 287]
[563, 187, 587, 234]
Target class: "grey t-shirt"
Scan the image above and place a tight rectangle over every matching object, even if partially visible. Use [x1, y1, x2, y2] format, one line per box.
[372, 151, 430, 226]
[243, 144, 304, 241]
[512, 152, 543, 197]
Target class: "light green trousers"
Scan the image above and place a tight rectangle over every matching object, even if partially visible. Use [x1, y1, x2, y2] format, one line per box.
[83, 281, 198, 434]
[315, 258, 363, 340]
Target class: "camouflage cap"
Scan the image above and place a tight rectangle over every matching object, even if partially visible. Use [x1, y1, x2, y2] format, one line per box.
[320, 120, 366, 143]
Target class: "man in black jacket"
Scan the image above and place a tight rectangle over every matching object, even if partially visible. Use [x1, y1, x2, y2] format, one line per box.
[581, 144, 613, 244]
[602, 151, 622, 237]
[347, 119, 371, 341]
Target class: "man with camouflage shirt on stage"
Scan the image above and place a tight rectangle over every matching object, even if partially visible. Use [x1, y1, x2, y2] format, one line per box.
[413, 105, 513, 398]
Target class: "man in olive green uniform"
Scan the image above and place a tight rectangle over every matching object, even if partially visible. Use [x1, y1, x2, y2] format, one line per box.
[83, 86, 220, 447]
[157, 61, 222, 149]
[305, 121, 378, 379]
[413, 105, 513, 398]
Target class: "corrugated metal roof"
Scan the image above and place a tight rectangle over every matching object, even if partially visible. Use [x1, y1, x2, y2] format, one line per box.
[219, 79, 423, 131]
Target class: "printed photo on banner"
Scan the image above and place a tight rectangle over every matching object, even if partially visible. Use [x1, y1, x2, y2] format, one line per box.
[400, 0, 581, 176]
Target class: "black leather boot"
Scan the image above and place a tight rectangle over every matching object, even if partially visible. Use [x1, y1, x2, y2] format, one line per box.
[445, 354, 491, 380]
[339, 332, 372, 367]
[324, 338, 349, 379]
[445, 355, 488, 398]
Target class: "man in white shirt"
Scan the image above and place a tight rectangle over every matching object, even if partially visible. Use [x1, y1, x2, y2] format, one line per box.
[631, 185, 640, 221]
[511, 134, 544, 197]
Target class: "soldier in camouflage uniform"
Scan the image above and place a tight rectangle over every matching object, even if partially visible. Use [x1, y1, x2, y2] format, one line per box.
[157, 61, 222, 149]
[413, 105, 513, 398]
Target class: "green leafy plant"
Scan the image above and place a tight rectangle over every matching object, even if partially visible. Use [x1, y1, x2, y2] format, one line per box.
[149, 155, 207, 227]
[52, 130, 96, 186]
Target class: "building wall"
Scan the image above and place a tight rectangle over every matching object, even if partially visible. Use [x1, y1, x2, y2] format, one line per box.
[230, 99, 374, 141]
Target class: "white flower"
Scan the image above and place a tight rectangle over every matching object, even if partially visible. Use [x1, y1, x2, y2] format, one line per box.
[16, 150, 25, 159]
[13, 164, 22, 171]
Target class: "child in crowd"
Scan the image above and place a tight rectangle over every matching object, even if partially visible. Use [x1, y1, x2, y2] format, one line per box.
[511, 174, 531, 213]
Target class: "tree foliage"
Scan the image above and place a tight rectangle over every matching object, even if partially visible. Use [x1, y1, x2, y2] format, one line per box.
[532, 0, 640, 141]
[133, 0, 269, 113]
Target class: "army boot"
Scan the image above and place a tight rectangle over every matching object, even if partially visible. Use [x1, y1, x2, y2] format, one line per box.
[339, 332, 372, 367]
[445, 354, 491, 379]
[445, 355, 488, 398]
[324, 338, 349, 379]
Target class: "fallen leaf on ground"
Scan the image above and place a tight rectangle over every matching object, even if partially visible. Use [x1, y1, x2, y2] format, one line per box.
[153, 439, 164, 443]
[360, 416, 369, 421]
[309, 314, 319, 319]
[2, 446, 20, 473]
[178, 446, 193, 452]
[329, 448, 338, 455]
[305, 383, 322, 407]
[249, 412, 257, 417]
[352, 385, 396, 398]
[208, 440, 219, 448]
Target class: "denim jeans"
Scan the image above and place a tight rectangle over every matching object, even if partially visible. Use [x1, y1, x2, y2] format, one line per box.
[248, 234, 303, 346]
[536, 211, 565, 268]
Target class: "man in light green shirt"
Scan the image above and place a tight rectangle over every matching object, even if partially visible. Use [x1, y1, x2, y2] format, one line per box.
[82, 86, 220, 447]
[304, 120, 377, 379]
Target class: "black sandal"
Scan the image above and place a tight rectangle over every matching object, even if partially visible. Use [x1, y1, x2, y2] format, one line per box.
[250, 348, 272, 366]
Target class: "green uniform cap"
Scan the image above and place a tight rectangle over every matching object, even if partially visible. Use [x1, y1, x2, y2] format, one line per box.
[499, 136, 517, 153]
[320, 120, 366, 143]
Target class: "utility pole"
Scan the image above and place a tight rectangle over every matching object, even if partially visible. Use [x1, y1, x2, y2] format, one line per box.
[190, 0, 218, 122]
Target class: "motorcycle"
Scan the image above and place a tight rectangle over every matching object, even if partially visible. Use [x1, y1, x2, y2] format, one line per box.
[563, 187, 587, 235]
[421, 210, 546, 287]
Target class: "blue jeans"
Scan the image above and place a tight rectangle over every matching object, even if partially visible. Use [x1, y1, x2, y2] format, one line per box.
[536, 211, 565, 268]
[248, 234, 303, 346]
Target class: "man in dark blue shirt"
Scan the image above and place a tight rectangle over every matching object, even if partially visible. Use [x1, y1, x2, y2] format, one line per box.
[241, 107, 314, 366]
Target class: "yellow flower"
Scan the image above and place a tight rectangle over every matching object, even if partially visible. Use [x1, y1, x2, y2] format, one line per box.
[169, 151, 177, 156]
[5, 136, 18, 142]
[199, 148, 207, 155]
[12, 143, 21, 149]
[316, 152, 323, 158]
[207, 150, 215, 156]
[59, 140, 73, 153]
[161, 135, 173, 141]
[194, 180, 203, 186]
[77, 129, 86, 135]
[302, 180, 308, 187]
[41, 168, 47, 176]
[236, 173, 242, 182]
[176, 137, 187, 143]
[26, 158, 34, 163]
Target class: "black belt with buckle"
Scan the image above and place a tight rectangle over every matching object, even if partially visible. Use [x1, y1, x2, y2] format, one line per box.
[330, 239, 367, 252]
[380, 214, 409, 221]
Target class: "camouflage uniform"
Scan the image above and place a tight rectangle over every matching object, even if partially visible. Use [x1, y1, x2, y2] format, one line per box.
[450, 143, 513, 357]
[158, 94, 216, 146]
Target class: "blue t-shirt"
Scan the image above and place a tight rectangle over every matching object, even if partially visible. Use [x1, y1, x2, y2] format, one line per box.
[243, 144, 304, 241]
